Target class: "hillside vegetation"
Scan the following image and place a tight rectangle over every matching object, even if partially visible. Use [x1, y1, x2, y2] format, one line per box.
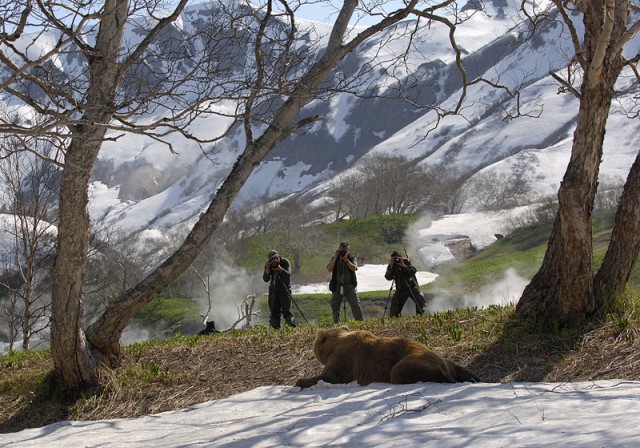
[2, 212, 640, 433]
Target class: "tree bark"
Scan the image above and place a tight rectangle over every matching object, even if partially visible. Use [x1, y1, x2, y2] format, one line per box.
[593, 149, 640, 304]
[51, 132, 104, 390]
[515, 92, 606, 324]
[50, 0, 129, 391]
[516, 0, 627, 326]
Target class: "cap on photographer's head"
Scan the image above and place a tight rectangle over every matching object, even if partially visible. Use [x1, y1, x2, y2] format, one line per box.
[267, 249, 279, 259]
[391, 250, 401, 257]
[339, 242, 349, 249]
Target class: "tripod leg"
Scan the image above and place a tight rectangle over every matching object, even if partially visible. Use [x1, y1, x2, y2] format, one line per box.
[276, 274, 308, 324]
[402, 277, 424, 315]
[383, 279, 395, 319]
[342, 295, 347, 322]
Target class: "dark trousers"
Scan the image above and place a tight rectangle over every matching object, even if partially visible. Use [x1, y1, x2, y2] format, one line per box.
[331, 284, 363, 323]
[390, 287, 426, 317]
[269, 292, 295, 328]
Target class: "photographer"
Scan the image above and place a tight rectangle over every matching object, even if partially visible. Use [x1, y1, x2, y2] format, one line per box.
[327, 242, 363, 323]
[385, 250, 426, 317]
[262, 249, 296, 329]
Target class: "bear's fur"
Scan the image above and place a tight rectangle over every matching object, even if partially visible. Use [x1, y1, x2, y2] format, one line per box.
[295, 326, 480, 388]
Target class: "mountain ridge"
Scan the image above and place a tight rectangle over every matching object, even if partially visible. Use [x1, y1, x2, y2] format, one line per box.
[4, 1, 639, 241]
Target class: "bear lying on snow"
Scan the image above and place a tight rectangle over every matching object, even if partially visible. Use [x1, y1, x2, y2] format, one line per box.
[295, 326, 480, 388]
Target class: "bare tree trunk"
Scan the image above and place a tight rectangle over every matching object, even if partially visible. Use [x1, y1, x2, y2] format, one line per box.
[593, 149, 640, 305]
[50, 0, 129, 390]
[51, 134, 104, 390]
[515, 0, 631, 326]
[516, 81, 614, 325]
[21, 283, 32, 350]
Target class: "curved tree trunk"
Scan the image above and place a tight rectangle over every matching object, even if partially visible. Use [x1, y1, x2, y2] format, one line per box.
[593, 149, 640, 305]
[85, 140, 274, 364]
[86, 0, 417, 365]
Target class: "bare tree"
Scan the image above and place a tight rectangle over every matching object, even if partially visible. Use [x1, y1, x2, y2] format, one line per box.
[0, 0, 239, 389]
[466, 166, 533, 212]
[328, 154, 430, 220]
[422, 166, 468, 214]
[516, 0, 640, 325]
[83, 232, 151, 319]
[360, 154, 429, 215]
[0, 282, 21, 351]
[264, 198, 328, 273]
[330, 171, 373, 220]
[0, 144, 58, 350]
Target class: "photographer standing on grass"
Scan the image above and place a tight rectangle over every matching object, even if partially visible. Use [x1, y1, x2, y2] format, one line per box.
[385, 250, 426, 317]
[263, 250, 296, 329]
[327, 242, 363, 323]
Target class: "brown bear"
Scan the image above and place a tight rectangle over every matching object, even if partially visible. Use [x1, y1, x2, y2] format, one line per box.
[295, 326, 480, 388]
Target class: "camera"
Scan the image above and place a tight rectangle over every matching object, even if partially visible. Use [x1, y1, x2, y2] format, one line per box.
[339, 250, 346, 257]
[393, 256, 402, 264]
[270, 256, 280, 268]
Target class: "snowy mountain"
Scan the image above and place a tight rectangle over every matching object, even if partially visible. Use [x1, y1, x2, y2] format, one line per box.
[5, 0, 640, 241]
[86, 1, 549, 235]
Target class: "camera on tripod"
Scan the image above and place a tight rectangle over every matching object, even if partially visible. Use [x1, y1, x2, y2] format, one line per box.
[270, 256, 280, 268]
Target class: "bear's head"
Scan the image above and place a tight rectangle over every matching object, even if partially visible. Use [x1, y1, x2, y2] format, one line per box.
[313, 326, 349, 364]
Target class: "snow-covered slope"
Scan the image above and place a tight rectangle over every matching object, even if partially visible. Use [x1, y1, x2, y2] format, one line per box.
[85, 0, 549, 236]
[4, 0, 640, 241]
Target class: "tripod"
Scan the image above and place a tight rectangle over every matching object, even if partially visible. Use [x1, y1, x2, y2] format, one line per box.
[332, 284, 360, 323]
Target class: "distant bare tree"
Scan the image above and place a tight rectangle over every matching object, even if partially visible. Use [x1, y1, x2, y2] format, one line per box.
[250, 200, 279, 235]
[0, 145, 58, 350]
[422, 166, 468, 214]
[266, 199, 328, 273]
[83, 233, 149, 318]
[593, 179, 623, 211]
[329, 154, 429, 220]
[361, 154, 429, 215]
[330, 172, 372, 221]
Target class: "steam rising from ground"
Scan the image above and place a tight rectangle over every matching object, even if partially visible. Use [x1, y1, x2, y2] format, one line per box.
[196, 260, 267, 330]
[403, 210, 535, 312]
[118, 260, 268, 345]
[427, 268, 528, 313]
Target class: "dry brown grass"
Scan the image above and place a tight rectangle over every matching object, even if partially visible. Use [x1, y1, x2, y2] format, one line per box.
[2, 304, 640, 434]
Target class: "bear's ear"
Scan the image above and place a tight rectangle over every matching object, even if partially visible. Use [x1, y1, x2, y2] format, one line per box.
[339, 326, 350, 332]
[316, 328, 327, 342]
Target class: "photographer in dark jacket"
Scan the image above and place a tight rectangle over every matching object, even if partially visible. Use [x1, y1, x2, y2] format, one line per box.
[263, 249, 296, 329]
[327, 242, 363, 323]
[385, 250, 426, 317]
